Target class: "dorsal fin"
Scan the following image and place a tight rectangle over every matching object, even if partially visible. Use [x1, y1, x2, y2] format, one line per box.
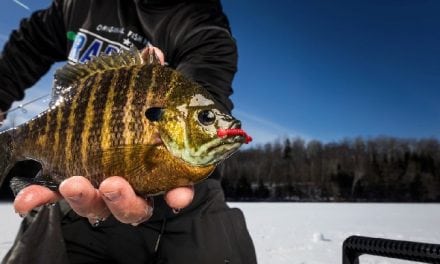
[54, 47, 144, 88]
[50, 47, 158, 107]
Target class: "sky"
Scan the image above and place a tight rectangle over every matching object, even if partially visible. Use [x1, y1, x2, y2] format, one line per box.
[0, 0, 439, 145]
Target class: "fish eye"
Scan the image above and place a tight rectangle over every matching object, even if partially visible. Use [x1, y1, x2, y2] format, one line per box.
[198, 110, 216, 126]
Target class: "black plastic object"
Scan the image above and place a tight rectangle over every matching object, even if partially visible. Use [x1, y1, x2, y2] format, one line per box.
[343, 235, 440, 264]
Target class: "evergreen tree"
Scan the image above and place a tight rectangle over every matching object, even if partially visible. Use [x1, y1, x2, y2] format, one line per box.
[254, 179, 270, 200]
[235, 174, 253, 200]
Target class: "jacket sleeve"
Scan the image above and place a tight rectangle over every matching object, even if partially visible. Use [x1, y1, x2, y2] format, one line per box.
[0, 0, 67, 112]
[168, 3, 238, 113]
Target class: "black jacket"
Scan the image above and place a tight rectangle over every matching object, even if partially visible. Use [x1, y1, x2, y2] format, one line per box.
[0, 0, 237, 113]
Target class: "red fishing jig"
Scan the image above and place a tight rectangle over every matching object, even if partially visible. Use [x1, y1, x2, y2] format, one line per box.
[217, 128, 252, 144]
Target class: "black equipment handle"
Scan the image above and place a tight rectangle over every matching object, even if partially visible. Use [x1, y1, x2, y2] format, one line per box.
[343, 235, 440, 264]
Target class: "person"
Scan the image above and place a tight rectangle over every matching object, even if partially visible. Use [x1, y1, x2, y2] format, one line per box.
[0, 0, 257, 263]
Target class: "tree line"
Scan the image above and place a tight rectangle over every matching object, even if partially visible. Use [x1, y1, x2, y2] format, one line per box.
[0, 135, 438, 202]
[219, 137, 440, 202]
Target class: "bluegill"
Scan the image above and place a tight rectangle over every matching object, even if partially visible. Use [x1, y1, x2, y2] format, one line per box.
[0, 48, 251, 196]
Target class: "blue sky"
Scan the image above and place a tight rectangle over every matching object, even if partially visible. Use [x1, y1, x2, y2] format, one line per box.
[1, 0, 439, 144]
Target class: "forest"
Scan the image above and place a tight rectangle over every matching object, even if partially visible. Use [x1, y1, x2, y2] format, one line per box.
[219, 136, 440, 202]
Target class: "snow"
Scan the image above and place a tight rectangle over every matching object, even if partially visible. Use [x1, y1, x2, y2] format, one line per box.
[1, 202, 439, 264]
[0, 203, 21, 260]
[233, 203, 440, 264]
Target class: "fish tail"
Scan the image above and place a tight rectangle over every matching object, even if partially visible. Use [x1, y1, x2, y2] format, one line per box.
[0, 130, 15, 189]
[0, 130, 59, 196]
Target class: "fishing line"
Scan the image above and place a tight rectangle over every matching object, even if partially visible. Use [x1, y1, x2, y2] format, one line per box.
[3, 94, 50, 115]
[12, 0, 30, 11]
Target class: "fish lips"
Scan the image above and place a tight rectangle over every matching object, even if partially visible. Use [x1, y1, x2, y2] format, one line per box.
[217, 121, 252, 144]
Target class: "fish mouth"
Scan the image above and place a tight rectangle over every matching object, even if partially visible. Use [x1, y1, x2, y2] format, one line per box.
[159, 122, 252, 167]
[216, 126, 252, 144]
[191, 131, 246, 166]
[199, 126, 252, 164]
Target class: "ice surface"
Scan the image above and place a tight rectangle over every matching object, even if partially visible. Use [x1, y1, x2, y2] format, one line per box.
[233, 203, 440, 264]
[1, 202, 439, 264]
[0, 203, 21, 260]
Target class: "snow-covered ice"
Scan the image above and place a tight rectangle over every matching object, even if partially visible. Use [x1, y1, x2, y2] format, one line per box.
[1, 202, 439, 264]
[0, 203, 21, 261]
[234, 203, 440, 264]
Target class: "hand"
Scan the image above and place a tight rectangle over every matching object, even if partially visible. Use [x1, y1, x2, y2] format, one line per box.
[13, 176, 195, 226]
[141, 45, 165, 65]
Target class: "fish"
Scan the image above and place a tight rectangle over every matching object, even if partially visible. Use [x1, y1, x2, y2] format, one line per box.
[0, 48, 252, 196]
